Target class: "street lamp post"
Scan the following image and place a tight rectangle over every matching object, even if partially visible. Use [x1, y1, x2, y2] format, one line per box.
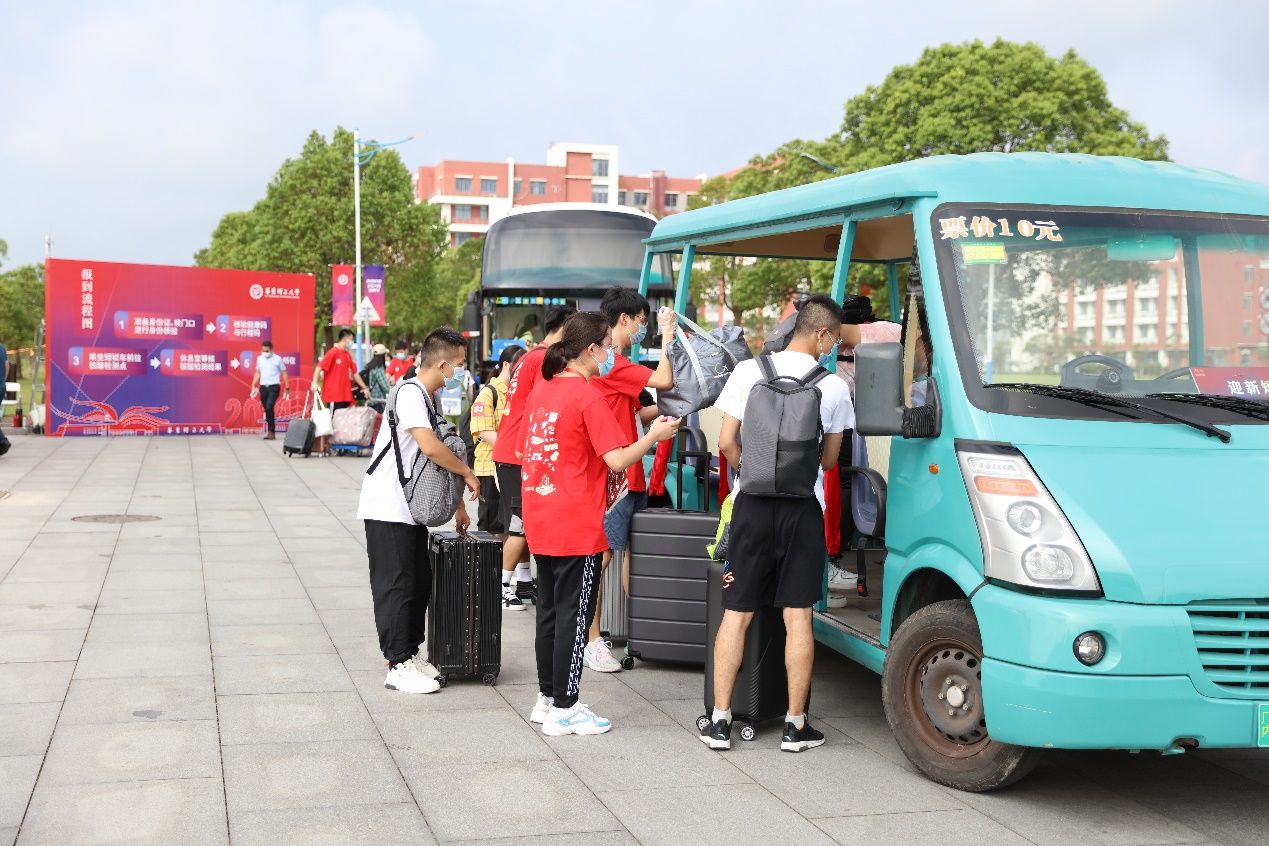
[351, 129, 424, 368]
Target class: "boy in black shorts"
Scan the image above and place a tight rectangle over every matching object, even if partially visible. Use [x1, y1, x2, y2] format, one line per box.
[702, 295, 854, 752]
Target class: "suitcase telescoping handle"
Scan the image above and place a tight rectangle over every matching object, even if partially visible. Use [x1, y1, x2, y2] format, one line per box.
[675, 448, 713, 513]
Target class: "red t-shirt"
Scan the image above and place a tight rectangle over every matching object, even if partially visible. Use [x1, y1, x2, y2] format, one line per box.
[521, 373, 629, 556]
[595, 353, 653, 492]
[492, 345, 547, 465]
[318, 347, 355, 404]
[385, 358, 410, 384]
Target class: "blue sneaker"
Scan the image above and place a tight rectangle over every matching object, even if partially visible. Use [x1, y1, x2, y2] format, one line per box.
[541, 703, 612, 736]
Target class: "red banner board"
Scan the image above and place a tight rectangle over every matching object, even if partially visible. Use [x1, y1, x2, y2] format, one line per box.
[45, 259, 315, 436]
[331, 264, 354, 325]
[1189, 367, 1269, 399]
[364, 264, 386, 326]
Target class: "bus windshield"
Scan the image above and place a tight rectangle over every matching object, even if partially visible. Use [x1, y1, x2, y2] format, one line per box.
[482, 208, 673, 289]
[934, 205, 1269, 414]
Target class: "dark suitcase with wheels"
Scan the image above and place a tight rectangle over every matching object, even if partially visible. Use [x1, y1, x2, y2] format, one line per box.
[282, 417, 315, 457]
[701, 559, 790, 740]
[426, 530, 502, 686]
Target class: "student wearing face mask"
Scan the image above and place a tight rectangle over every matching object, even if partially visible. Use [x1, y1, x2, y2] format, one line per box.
[249, 340, 290, 440]
[583, 287, 679, 672]
[520, 312, 681, 735]
[386, 340, 412, 384]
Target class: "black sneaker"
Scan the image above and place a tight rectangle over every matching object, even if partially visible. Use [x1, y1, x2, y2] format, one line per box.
[781, 719, 826, 753]
[699, 718, 732, 750]
[502, 588, 526, 612]
[516, 579, 537, 603]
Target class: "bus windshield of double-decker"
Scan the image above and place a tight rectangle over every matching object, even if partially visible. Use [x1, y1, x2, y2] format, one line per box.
[482, 209, 673, 290]
[934, 205, 1269, 415]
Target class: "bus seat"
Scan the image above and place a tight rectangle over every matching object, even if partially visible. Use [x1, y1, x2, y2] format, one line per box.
[841, 429, 888, 597]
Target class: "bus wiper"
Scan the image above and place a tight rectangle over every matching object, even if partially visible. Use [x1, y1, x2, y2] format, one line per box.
[986, 383, 1231, 443]
[1144, 392, 1269, 422]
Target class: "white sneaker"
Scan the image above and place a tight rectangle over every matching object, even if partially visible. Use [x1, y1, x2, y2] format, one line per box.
[530, 693, 553, 724]
[384, 661, 440, 694]
[827, 565, 858, 593]
[503, 586, 526, 611]
[825, 594, 850, 609]
[541, 703, 612, 736]
[410, 652, 441, 680]
[583, 639, 622, 673]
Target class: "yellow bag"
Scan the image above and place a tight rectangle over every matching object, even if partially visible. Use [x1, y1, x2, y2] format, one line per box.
[707, 493, 734, 561]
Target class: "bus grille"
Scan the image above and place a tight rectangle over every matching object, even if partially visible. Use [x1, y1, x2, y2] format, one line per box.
[1187, 603, 1269, 694]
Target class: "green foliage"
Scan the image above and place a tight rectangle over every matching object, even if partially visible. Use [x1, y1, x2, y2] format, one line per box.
[0, 263, 45, 352]
[197, 127, 449, 346]
[399, 236, 483, 337]
[692, 39, 1168, 325]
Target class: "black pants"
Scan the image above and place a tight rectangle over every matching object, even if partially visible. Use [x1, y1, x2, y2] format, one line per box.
[535, 553, 601, 709]
[365, 519, 431, 665]
[260, 384, 281, 433]
[477, 474, 503, 534]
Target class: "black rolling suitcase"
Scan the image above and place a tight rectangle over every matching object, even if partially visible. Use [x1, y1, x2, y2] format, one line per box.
[283, 418, 314, 456]
[426, 530, 502, 686]
[700, 559, 791, 741]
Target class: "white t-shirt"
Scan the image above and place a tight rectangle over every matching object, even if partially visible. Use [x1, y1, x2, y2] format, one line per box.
[357, 379, 435, 524]
[715, 350, 855, 508]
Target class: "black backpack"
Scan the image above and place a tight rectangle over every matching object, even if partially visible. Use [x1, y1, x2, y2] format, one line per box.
[459, 383, 499, 468]
[737, 355, 829, 498]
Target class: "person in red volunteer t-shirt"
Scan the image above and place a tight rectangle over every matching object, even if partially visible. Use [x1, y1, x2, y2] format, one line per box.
[520, 312, 680, 737]
[311, 328, 371, 454]
[491, 306, 575, 611]
[583, 287, 681, 671]
[385, 339, 412, 384]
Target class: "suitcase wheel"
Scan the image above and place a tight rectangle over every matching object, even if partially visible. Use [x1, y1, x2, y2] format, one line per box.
[696, 715, 711, 732]
[436, 675, 448, 689]
[738, 724, 756, 742]
[482, 673, 497, 686]
[620, 655, 636, 671]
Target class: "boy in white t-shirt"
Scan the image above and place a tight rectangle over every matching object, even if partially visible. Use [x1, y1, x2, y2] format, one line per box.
[703, 295, 854, 753]
[358, 326, 478, 695]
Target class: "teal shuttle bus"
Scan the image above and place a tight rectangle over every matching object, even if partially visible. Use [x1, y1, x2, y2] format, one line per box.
[638, 153, 1269, 791]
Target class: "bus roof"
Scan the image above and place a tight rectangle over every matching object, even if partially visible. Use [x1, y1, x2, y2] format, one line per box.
[646, 153, 1269, 258]
[500, 202, 658, 223]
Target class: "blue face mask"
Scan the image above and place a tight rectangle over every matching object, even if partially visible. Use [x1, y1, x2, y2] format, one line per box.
[629, 319, 648, 346]
[596, 346, 616, 377]
[444, 364, 465, 390]
[818, 340, 839, 371]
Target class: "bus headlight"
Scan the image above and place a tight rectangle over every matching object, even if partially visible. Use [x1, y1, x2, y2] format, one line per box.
[958, 446, 1102, 595]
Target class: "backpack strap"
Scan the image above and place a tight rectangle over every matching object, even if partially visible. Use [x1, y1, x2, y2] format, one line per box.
[756, 354, 778, 382]
[366, 381, 434, 485]
[802, 364, 831, 386]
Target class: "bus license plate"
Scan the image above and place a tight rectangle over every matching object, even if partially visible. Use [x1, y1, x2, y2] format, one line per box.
[1259, 704, 1269, 748]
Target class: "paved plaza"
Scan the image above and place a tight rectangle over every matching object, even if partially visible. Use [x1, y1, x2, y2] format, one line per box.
[0, 432, 1267, 845]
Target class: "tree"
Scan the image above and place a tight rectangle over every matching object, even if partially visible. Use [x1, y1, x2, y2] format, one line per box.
[696, 40, 1169, 322]
[0, 263, 45, 358]
[197, 127, 449, 347]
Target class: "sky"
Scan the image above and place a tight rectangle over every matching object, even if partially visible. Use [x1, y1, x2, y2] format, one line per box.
[2, 0, 1267, 269]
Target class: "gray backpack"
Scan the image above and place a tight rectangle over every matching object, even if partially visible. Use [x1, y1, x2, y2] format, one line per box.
[738, 355, 828, 499]
[367, 381, 467, 526]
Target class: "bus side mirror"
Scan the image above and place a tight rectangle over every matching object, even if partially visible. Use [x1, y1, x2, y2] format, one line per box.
[855, 343, 904, 436]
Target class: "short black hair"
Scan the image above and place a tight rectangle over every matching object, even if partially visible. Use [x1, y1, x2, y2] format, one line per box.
[498, 344, 527, 368]
[543, 305, 577, 335]
[792, 294, 845, 337]
[260, 340, 273, 348]
[394, 339, 409, 350]
[337, 328, 354, 341]
[600, 287, 650, 327]
[420, 326, 466, 366]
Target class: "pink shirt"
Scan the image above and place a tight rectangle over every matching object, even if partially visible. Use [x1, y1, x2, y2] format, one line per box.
[837, 321, 902, 394]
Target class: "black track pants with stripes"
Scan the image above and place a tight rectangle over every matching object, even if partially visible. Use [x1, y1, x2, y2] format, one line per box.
[534, 553, 600, 709]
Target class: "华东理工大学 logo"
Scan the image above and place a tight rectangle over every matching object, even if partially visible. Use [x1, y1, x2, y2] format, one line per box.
[249, 284, 264, 300]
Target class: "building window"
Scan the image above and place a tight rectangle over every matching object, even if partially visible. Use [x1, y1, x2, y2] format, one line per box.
[454, 204, 471, 221]
[617, 191, 627, 206]
[480, 177, 497, 194]
[454, 232, 474, 246]
[514, 179, 523, 195]
[592, 158, 609, 177]
[1245, 320, 1253, 337]
[1245, 292, 1254, 310]
[455, 177, 472, 193]
[592, 184, 608, 204]
[633, 192, 648, 206]
[664, 192, 679, 209]
[529, 180, 546, 196]
[1246, 265, 1255, 283]
[479, 205, 489, 221]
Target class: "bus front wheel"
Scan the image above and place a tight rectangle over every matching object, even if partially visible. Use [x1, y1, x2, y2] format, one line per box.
[882, 599, 1043, 792]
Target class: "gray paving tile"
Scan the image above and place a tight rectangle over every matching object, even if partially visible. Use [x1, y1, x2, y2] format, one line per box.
[294, 567, 367, 588]
[206, 598, 320, 626]
[0, 660, 74, 704]
[18, 776, 227, 845]
[441, 833, 638, 846]
[218, 692, 378, 745]
[204, 578, 307, 601]
[332, 634, 390, 670]
[0, 825, 13, 846]
[102, 569, 205, 591]
[107, 553, 203, 571]
[612, 661, 705, 701]
[601, 783, 838, 846]
[315, 608, 377, 637]
[40, 719, 221, 786]
[213, 653, 353, 695]
[84, 612, 209, 645]
[0, 582, 101, 607]
[549, 724, 752, 791]
[3, 560, 109, 584]
[815, 809, 1033, 846]
[222, 740, 411, 813]
[0, 755, 41, 827]
[210, 623, 334, 657]
[0, 628, 85, 662]
[230, 802, 435, 846]
[0, 603, 94, 632]
[94, 588, 207, 615]
[350, 668, 507, 714]
[305, 586, 373, 610]
[378, 707, 552, 767]
[59, 675, 216, 725]
[403, 758, 621, 842]
[73, 640, 211, 679]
